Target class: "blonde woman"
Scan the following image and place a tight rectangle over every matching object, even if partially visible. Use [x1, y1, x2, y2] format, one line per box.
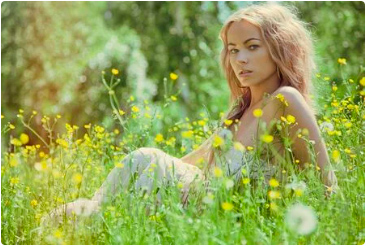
[43, 2, 338, 224]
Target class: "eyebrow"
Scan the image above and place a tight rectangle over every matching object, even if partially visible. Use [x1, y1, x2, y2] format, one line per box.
[228, 38, 261, 46]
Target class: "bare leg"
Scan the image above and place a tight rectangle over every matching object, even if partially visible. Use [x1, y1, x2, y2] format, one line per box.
[42, 147, 203, 225]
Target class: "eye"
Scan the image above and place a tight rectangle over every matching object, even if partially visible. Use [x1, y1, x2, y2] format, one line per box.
[229, 49, 239, 54]
[249, 45, 259, 50]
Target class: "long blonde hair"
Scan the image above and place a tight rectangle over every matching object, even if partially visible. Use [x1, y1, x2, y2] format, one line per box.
[220, 2, 316, 123]
[206, 3, 316, 170]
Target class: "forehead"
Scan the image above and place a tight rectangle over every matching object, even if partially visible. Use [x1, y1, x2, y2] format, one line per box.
[227, 20, 261, 43]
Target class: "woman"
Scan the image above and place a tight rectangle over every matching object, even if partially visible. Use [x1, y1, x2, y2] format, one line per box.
[44, 2, 338, 224]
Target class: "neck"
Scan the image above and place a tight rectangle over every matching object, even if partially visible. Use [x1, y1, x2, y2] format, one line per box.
[248, 73, 281, 110]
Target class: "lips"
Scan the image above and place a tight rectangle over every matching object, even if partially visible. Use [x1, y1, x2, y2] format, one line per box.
[239, 69, 252, 75]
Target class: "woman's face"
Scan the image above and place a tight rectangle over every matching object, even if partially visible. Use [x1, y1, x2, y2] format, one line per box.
[227, 20, 278, 88]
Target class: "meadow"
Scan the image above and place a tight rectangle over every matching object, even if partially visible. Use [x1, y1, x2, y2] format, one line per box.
[1, 60, 365, 244]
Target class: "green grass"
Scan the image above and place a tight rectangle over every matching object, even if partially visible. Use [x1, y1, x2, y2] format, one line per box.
[1, 66, 365, 244]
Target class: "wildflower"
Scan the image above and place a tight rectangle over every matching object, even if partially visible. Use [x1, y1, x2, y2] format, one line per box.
[286, 115, 296, 124]
[1, 114, 4, 118]
[247, 146, 254, 151]
[233, 141, 245, 152]
[324, 76, 330, 81]
[242, 178, 250, 185]
[30, 199, 38, 207]
[170, 72, 178, 80]
[360, 77, 365, 87]
[155, 134, 164, 143]
[269, 178, 279, 188]
[35, 161, 48, 171]
[224, 119, 233, 126]
[84, 123, 91, 129]
[221, 202, 234, 211]
[54, 229, 63, 239]
[344, 122, 352, 128]
[56, 139, 68, 149]
[10, 177, 19, 185]
[11, 138, 22, 147]
[337, 58, 347, 65]
[20, 133, 29, 145]
[253, 108, 263, 118]
[131, 106, 140, 113]
[115, 163, 124, 168]
[269, 202, 278, 211]
[111, 68, 119, 75]
[268, 190, 281, 199]
[319, 122, 334, 132]
[114, 129, 120, 134]
[331, 150, 341, 162]
[275, 93, 289, 106]
[261, 134, 274, 143]
[285, 203, 318, 235]
[9, 124, 15, 130]
[203, 193, 214, 205]
[332, 85, 338, 92]
[213, 135, 224, 148]
[198, 120, 206, 126]
[213, 167, 223, 177]
[181, 130, 194, 139]
[72, 173, 83, 185]
[9, 157, 18, 167]
[56, 115, 61, 119]
[170, 95, 177, 101]
[225, 179, 235, 189]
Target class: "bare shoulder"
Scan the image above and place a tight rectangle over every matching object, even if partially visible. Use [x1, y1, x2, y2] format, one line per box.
[272, 86, 309, 113]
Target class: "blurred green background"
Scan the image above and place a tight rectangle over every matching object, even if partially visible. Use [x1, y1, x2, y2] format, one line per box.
[1, 1, 365, 147]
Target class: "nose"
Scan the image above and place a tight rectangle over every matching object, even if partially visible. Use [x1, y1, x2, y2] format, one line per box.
[236, 50, 248, 64]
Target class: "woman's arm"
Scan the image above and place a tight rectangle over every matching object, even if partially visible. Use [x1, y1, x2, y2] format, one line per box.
[263, 87, 338, 192]
[181, 132, 216, 166]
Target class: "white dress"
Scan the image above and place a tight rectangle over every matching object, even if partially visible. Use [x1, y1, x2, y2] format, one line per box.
[43, 139, 277, 224]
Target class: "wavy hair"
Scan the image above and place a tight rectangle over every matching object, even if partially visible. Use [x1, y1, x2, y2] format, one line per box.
[219, 2, 316, 123]
[205, 3, 316, 170]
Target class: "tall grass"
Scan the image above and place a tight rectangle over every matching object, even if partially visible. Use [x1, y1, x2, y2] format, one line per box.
[1, 62, 365, 244]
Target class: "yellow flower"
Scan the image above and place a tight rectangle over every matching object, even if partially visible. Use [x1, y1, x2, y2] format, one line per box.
[10, 177, 19, 185]
[242, 178, 250, 185]
[56, 114, 62, 119]
[221, 202, 234, 211]
[344, 122, 352, 128]
[131, 106, 140, 113]
[84, 123, 91, 129]
[294, 189, 303, 197]
[111, 68, 119, 75]
[213, 135, 224, 148]
[224, 119, 233, 126]
[1, 114, 4, 118]
[253, 108, 263, 118]
[11, 138, 22, 147]
[53, 229, 63, 239]
[246, 146, 254, 151]
[170, 72, 178, 80]
[332, 150, 341, 162]
[337, 58, 347, 65]
[72, 173, 83, 185]
[114, 129, 120, 135]
[261, 134, 274, 143]
[198, 120, 206, 126]
[20, 133, 29, 145]
[9, 157, 18, 167]
[115, 163, 124, 168]
[30, 199, 38, 207]
[233, 141, 245, 152]
[269, 178, 279, 188]
[286, 115, 296, 124]
[170, 95, 177, 101]
[268, 190, 281, 199]
[56, 139, 68, 148]
[324, 76, 330, 81]
[181, 130, 194, 139]
[360, 77, 365, 87]
[213, 167, 223, 177]
[275, 93, 289, 106]
[332, 85, 338, 91]
[155, 134, 164, 143]
[9, 124, 15, 130]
